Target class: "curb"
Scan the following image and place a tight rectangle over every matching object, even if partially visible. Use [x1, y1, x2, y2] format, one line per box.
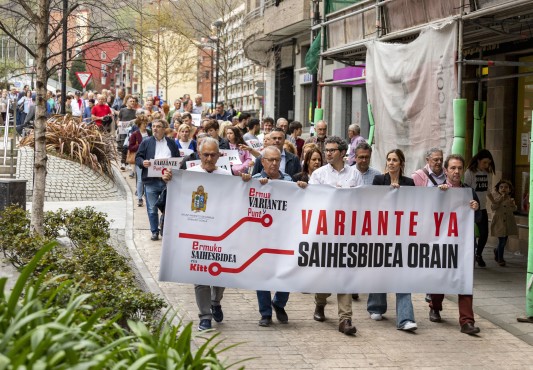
[112, 166, 183, 325]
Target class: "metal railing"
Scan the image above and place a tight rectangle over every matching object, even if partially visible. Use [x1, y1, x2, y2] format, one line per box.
[242, 0, 278, 25]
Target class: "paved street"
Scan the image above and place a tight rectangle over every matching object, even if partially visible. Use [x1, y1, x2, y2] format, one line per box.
[7, 166, 532, 368]
[119, 169, 533, 369]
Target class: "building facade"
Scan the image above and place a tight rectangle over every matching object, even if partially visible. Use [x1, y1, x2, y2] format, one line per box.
[217, 3, 266, 116]
[244, 0, 533, 253]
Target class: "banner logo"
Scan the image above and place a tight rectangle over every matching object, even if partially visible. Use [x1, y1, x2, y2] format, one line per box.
[191, 185, 208, 212]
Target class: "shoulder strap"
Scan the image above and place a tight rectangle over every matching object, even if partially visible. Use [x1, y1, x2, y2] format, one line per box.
[422, 168, 439, 186]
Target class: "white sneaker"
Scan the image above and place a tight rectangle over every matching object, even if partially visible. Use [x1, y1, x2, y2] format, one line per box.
[399, 321, 417, 331]
[370, 313, 383, 321]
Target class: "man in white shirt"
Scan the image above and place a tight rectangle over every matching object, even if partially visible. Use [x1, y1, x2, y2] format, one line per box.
[70, 91, 85, 118]
[308, 136, 362, 336]
[136, 120, 180, 241]
[192, 94, 208, 117]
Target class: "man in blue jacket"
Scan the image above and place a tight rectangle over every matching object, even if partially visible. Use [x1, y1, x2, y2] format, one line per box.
[135, 119, 180, 240]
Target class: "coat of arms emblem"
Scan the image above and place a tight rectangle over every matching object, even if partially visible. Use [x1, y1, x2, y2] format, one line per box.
[191, 185, 208, 212]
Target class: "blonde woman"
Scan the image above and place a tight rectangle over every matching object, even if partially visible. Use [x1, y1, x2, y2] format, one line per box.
[219, 120, 232, 139]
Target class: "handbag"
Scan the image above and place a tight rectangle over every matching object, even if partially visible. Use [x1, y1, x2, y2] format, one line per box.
[126, 150, 136, 164]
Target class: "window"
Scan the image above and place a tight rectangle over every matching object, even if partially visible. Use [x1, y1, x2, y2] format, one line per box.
[101, 51, 107, 60]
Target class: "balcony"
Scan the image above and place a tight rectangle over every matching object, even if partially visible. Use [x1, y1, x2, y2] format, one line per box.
[243, 0, 311, 65]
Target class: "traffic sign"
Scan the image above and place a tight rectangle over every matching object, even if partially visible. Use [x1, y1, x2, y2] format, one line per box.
[75, 72, 93, 88]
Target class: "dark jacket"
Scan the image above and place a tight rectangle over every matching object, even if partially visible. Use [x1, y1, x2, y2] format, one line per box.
[210, 111, 232, 121]
[252, 150, 302, 178]
[135, 136, 180, 184]
[372, 173, 415, 187]
[179, 152, 200, 170]
[218, 136, 230, 150]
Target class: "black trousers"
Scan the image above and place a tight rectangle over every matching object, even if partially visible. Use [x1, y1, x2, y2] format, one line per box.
[475, 209, 489, 256]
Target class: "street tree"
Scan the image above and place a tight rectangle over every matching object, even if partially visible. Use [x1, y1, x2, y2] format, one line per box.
[167, 0, 244, 104]
[0, 0, 139, 233]
[137, 8, 197, 101]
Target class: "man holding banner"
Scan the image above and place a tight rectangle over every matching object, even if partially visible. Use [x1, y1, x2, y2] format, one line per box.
[164, 137, 230, 331]
[251, 146, 306, 327]
[308, 136, 363, 335]
[429, 154, 481, 335]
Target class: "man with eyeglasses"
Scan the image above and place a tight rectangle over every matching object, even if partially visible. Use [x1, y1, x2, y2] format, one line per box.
[411, 148, 446, 305]
[251, 146, 306, 328]
[349, 142, 381, 301]
[353, 142, 381, 185]
[412, 148, 446, 187]
[135, 119, 180, 241]
[307, 136, 363, 336]
[251, 128, 301, 178]
[162, 136, 231, 332]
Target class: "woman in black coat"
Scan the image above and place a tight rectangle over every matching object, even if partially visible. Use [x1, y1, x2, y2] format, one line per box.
[368, 148, 417, 331]
[372, 148, 415, 188]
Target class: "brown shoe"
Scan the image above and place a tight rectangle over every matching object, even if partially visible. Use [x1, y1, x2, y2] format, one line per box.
[338, 319, 357, 335]
[460, 322, 480, 335]
[313, 305, 326, 322]
[429, 309, 441, 322]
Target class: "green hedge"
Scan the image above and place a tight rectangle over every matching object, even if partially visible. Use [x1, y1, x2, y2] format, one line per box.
[0, 242, 245, 369]
[0, 205, 165, 328]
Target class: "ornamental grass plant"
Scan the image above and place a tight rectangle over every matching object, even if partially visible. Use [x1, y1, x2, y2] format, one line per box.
[0, 243, 244, 369]
[19, 115, 117, 178]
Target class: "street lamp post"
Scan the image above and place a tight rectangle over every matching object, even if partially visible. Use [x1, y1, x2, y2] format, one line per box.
[212, 20, 224, 106]
[210, 43, 214, 109]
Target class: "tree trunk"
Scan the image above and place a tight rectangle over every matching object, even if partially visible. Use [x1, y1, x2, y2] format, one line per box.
[30, 3, 50, 235]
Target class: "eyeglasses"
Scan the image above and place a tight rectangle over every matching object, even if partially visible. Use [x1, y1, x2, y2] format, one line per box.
[356, 155, 370, 160]
[152, 125, 163, 129]
[263, 157, 280, 163]
[324, 148, 340, 154]
[201, 153, 219, 158]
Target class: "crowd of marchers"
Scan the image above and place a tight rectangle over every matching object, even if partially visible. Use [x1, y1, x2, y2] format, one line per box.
[131, 102, 516, 337]
[7, 84, 513, 338]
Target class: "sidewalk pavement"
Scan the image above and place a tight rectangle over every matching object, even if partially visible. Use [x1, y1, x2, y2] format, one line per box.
[12, 168, 533, 369]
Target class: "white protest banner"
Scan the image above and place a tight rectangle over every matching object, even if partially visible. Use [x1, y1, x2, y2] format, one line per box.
[246, 139, 262, 151]
[160, 171, 475, 294]
[179, 148, 193, 157]
[185, 156, 231, 172]
[219, 149, 242, 165]
[191, 113, 202, 127]
[147, 157, 184, 177]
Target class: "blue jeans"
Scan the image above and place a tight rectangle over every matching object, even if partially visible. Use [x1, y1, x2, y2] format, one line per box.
[496, 236, 508, 261]
[367, 293, 415, 328]
[136, 166, 144, 201]
[144, 180, 166, 234]
[257, 291, 289, 317]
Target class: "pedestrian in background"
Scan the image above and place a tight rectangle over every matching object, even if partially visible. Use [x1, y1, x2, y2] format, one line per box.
[490, 179, 518, 266]
[464, 149, 495, 268]
[135, 119, 179, 240]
